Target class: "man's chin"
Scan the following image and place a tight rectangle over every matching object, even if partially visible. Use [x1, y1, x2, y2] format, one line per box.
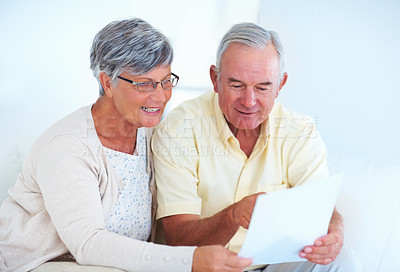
[231, 121, 262, 132]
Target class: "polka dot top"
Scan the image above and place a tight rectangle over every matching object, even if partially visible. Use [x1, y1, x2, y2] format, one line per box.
[104, 127, 152, 241]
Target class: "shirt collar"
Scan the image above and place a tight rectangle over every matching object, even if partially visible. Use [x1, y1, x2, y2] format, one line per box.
[213, 92, 233, 143]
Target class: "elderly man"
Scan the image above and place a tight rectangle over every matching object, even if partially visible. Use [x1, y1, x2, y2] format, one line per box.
[152, 23, 359, 271]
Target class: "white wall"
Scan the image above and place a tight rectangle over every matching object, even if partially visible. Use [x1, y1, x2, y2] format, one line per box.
[258, 0, 400, 160]
[1, 0, 399, 185]
[0, 0, 259, 138]
[0, 0, 259, 199]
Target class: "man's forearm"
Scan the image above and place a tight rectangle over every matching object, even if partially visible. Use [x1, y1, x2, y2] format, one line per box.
[162, 193, 260, 246]
[162, 205, 240, 246]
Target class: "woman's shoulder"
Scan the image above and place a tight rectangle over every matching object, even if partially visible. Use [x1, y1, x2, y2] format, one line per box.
[44, 105, 93, 136]
[32, 105, 100, 153]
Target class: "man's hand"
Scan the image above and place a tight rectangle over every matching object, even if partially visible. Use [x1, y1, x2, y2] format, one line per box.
[230, 192, 265, 229]
[299, 209, 344, 264]
[192, 245, 253, 272]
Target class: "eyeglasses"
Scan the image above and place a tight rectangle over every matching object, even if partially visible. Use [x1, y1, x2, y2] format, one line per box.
[117, 73, 179, 92]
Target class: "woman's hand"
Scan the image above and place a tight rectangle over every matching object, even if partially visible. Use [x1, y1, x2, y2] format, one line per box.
[192, 245, 253, 272]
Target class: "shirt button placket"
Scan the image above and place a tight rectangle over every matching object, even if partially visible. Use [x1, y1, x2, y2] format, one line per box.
[235, 164, 251, 202]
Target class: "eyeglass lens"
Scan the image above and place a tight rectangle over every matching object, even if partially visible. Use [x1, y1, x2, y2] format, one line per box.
[137, 77, 177, 92]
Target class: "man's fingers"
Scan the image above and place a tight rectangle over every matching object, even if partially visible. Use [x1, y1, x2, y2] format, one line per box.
[233, 192, 265, 229]
[299, 245, 340, 265]
[242, 216, 251, 229]
[301, 249, 339, 259]
[304, 243, 340, 255]
[306, 256, 335, 265]
[315, 234, 337, 246]
[299, 211, 344, 266]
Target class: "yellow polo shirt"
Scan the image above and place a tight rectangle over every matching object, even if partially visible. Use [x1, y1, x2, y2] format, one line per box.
[152, 91, 328, 253]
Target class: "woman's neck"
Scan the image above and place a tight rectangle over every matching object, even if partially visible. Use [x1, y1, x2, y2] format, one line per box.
[91, 97, 137, 154]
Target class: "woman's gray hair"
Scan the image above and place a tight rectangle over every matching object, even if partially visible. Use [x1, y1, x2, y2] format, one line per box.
[216, 22, 285, 79]
[90, 18, 173, 96]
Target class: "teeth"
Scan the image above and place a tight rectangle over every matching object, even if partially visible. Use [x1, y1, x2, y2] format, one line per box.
[141, 107, 159, 112]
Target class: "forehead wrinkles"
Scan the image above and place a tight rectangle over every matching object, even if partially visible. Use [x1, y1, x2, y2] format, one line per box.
[219, 44, 280, 84]
[221, 57, 279, 85]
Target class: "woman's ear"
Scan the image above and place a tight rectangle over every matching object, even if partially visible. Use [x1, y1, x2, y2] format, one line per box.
[209, 65, 219, 93]
[99, 72, 114, 98]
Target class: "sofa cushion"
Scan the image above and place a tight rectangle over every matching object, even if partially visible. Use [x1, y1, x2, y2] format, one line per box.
[31, 262, 126, 272]
[329, 155, 400, 272]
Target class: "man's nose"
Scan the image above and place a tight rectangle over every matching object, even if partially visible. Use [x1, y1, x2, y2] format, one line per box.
[240, 87, 256, 108]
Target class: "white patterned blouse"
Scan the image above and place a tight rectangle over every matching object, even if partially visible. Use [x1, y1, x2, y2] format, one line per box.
[104, 127, 152, 241]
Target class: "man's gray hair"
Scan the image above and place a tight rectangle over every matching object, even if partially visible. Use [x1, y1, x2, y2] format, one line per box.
[216, 22, 285, 79]
[90, 18, 173, 96]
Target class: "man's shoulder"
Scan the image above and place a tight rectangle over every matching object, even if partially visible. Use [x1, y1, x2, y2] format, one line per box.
[158, 91, 215, 129]
[270, 102, 317, 138]
[271, 102, 315, 123]
[271, 101, 307, 116]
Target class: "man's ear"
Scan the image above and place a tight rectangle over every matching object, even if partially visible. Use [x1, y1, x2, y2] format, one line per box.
[99, 72, 114, 98]
[276, 72, 288, 98]
[209, 65, 219, 93]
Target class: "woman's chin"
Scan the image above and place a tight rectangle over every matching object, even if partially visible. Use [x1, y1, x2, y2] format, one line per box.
[140, 117, 162, 128]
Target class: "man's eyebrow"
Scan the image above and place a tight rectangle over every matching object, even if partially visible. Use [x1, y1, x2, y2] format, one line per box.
[256, 81, 273, 86]
[227, 77, 273, 85]
[227, 77, 242, 83]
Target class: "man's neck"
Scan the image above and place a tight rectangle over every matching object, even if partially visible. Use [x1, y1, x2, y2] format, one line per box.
[228, 122, 261, 158]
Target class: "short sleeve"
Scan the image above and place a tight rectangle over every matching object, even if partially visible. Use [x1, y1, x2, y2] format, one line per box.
[283, 119, 329, 187]
[151, 125, 202, 219]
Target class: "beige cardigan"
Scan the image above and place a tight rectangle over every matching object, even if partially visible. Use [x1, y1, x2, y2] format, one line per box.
[0, 106, 195, 272]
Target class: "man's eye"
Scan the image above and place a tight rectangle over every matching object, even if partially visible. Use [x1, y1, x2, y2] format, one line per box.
[231, 85, 243, 89]
[256, 87, 271, 93]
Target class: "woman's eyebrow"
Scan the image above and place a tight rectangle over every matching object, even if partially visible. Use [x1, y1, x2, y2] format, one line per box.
[131, 73, 172, 82]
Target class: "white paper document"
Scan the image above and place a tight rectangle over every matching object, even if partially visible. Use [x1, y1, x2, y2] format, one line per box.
[238, 174, 343, 265]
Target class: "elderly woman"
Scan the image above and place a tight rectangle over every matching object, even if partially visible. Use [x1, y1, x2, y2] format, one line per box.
[0, 18, 252, 272]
